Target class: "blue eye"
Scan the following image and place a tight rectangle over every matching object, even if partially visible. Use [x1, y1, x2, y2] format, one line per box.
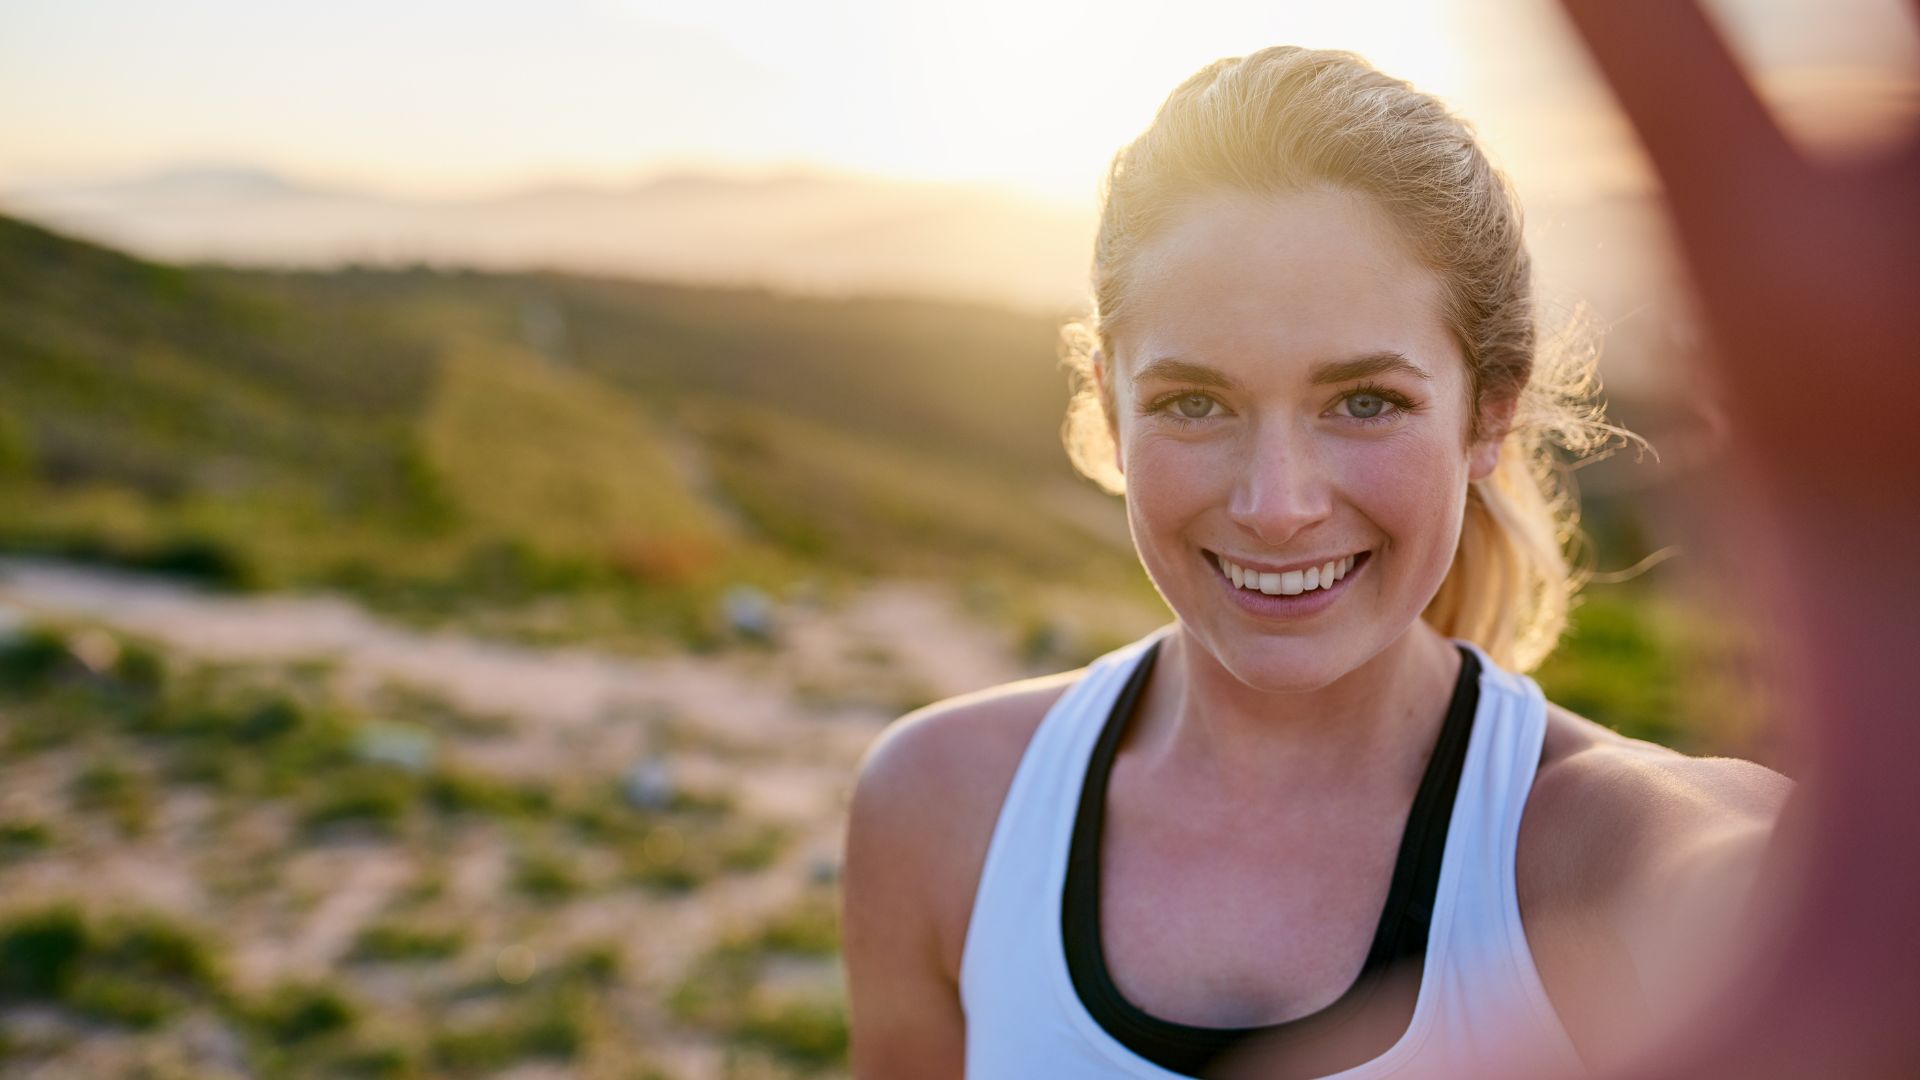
[1174, 393, 1215, 419]
[1345, 393, 1386, 419]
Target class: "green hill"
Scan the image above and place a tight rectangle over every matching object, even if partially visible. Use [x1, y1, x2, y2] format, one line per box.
[0, 215, 1150, 647]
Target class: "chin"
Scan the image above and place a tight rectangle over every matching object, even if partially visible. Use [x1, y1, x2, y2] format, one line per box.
[1187, 623, 1383, 694]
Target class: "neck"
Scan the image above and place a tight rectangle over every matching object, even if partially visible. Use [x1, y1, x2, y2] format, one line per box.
[1133, 622, 1464, 806]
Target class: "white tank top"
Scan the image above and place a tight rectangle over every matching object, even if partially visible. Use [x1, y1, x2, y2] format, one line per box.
[959, 625, 1586, 1078]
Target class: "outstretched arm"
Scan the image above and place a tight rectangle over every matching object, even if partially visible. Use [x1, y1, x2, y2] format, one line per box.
[1555, 2, 1920, 1077]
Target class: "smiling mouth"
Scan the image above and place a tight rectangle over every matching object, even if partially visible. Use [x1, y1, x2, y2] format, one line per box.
[1206, 550, 1372, 596]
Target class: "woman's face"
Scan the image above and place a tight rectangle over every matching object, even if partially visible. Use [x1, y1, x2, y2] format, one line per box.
[1105, 186, 1504, 692]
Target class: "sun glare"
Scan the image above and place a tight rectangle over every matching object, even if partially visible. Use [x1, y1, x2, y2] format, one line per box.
[616, 0, 1474, 203]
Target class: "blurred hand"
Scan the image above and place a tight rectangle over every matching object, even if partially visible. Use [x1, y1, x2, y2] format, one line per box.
[1551, 2, 1920, 1078]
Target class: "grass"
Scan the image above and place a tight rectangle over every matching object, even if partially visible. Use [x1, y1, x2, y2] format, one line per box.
[511, 850, 583, 900]
[297, 766, 416, 837]
[426, 989, 587, 1071]
[350, 920, 467, 963]
[68, 759, 153, 837]
[0, 898, 623, 1076]
[419, 337, 728, 584]
[670, 888, 847, 1071]
[424, 768, 553, 819]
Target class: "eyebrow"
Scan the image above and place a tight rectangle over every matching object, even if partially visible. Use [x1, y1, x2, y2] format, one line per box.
[1131, 351, 1433, 388]
[1310, 351, 1433, 385]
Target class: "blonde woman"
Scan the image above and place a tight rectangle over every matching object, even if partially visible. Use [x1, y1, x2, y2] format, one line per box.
[841, 47, 1790, 1079]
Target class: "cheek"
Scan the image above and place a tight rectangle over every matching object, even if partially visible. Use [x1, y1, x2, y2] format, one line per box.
[1120, 434, 1231, 532]
[1340, 434, 1471, 542]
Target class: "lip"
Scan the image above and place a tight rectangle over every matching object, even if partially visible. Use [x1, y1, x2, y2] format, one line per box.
[1204, 549, 1370, 617]
[1210, 549, 1368, 576]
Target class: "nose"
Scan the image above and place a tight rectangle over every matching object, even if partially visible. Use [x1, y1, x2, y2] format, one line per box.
[1226, 418, 1335, 549]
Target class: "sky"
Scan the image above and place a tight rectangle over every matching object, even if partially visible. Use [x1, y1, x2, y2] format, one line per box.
[1, 0, 1914, 208]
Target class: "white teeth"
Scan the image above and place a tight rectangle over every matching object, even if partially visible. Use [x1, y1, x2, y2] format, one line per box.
[1220, 553, 1362, 595]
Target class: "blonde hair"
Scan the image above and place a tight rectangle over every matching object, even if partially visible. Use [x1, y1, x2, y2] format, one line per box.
[1060, 46, 1623, 672]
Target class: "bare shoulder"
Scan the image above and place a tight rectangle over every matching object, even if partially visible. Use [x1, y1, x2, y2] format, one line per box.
[1521, 703, 1793, 895]
[1516, 702, 1795, 1070]
[843, 668, 1084, 980]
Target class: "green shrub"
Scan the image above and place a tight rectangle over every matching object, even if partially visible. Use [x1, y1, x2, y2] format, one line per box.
[428, 992, 583, 1070]
[112, 640, 167, 692]
[0, 905, 225, 1028]
[318, 1039, 421, 1079]
[669, 889, 848, 1070]
[0, 905, 88, 999]
[140, 534, 260, 590]
[148, 689, 312, 744]
[0, 628, 70, 695]
[718, 822, 790, 874]
[512, 852, 581, 900]
[425, 769, 551, 819]
[0, 819, 52, 859]
[90, 911, 222, 988]
[351, 921, 466, 963]
[240, 979, 358, 1043]
[756, 895, 840, 957]
[65, 969, 181, 1027]
[549, 942, 621, 987]
[69, 759, 152, 835]
[738, 995, 849, 1068]
[562, 796, 651, 842]
[299, 766, 416, 835]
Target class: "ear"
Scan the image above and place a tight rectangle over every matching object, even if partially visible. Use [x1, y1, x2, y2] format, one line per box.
[1468, 394, 1517, 481]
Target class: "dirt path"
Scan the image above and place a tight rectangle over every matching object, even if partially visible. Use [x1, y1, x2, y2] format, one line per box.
[0, 556, 1050, 1078]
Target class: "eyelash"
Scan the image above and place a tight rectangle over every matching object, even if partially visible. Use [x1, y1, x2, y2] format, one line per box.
[1143, 383, 1421, 427]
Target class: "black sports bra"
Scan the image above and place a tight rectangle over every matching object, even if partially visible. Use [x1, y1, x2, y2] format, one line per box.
[1061, 639, 1482, 1077]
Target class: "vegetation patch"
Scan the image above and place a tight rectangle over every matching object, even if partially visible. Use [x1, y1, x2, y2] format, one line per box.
[426, 988, 586, 1072]
[0, 904, 225, 1029]
[350, 920, 467, 963]
[670, 888, 847, 1071]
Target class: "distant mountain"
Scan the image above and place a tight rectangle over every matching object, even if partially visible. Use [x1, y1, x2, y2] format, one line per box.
[0, 164, 1698, 395]
[0, 166, 1102, 315]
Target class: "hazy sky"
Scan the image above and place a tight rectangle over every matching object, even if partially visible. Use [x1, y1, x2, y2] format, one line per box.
[2, 0, 1913, 207]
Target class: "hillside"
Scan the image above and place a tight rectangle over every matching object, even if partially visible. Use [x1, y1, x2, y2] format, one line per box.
[0, 215, 1152, 649]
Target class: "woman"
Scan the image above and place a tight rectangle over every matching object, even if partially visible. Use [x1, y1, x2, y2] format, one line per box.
[841, 47, 1790, 1079]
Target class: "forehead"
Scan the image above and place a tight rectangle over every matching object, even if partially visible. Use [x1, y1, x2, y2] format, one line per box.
[1116, 186, 1460, 383]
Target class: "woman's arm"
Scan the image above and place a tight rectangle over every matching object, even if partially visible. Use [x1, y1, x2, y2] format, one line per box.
[840, 675, 1075, 1079]
[841, 717, 970, 1079]
[1554, 1, 1920, 1067]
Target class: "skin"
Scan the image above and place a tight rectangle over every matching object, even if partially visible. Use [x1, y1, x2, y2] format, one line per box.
[841, 186, 1793, 1078]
